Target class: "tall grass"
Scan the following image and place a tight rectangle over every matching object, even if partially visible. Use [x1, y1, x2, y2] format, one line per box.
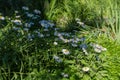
[108, 0, 120, 42]
[45, 0, 109, 27]
[98, 0, 120, 42]
[45, 0, 120, 43]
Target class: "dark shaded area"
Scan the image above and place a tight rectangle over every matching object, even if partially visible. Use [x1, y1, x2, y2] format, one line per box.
[0, 0, 24, 15]
[0, 0, 50, 19]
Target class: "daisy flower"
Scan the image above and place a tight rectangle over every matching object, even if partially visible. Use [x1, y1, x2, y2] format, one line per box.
[62, 49, 70, 55]
[53, 42, 58, 45]
[90, 43, 107, 53]
[82, 67, 90, 72]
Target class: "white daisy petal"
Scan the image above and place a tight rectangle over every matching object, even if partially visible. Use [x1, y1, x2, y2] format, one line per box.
[62, 49, 70, 55]
[82, 67, 90, 72]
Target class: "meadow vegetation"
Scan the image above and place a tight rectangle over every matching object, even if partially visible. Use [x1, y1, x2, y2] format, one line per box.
[0, 0, 120, 80]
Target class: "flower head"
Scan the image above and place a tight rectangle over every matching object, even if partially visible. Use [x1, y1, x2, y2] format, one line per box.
[15, 10, 19, 14]
[77, 21, 84, 26]
[61, 73, 69, 78]
[13, 27, 21, 31]
[62, 49, 70, 55]
[82, 48, 88, 55]
[11, 19, 22, 25]
[82, 67, 90, 72]
[32, 15, 40, 19]
[22, 6, 29, 10]
[24, 22, 34, 28]
[15, 15, 20, 18]
[90, 43, 107, 53]
[63, 39, 70, 43]
[0, 16, 5, 20]
[38, 33, 44, 38]
[71, 43, 77, 47]
[23, 28, 29, 32]
[53, 55, 62, 63]
[34, 9, 41, 14]
[75, 18, 80, 21]
[94, 48, 101, 53]
[27, 33, 34, 41]
[27, 13, 34, 18]
[39, 20, 54, 28]
[80, 43, 87, 49]
[53, 42, 58, 45]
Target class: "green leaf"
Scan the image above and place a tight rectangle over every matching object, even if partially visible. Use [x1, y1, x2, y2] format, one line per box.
[64, 60, 75, 64]
[82, 74, 91, 80]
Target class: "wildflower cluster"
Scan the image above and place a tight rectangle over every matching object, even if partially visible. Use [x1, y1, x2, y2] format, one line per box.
[0, 6, 108, 80]
[90, 43, 107, 53]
